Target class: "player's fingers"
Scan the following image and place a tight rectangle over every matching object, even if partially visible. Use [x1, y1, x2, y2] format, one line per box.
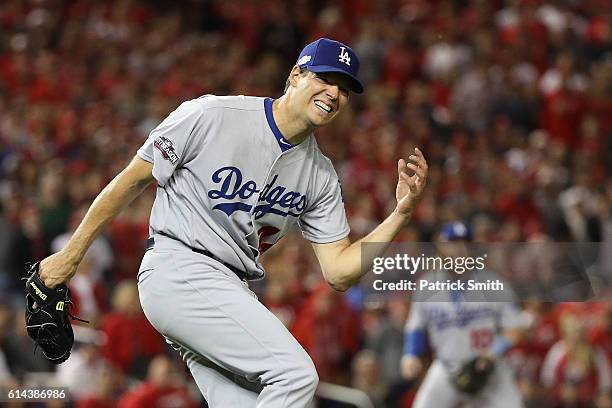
[412, 148, 428, 170]
[40, 274, 60, 289]
[414, 147, 425, 161]
[406, 154, 421, 173]
[406, 162, 426, 180]
[414, 147, 427, 169]
[398, 158, 406, 175]
[46, 279, 59, 289]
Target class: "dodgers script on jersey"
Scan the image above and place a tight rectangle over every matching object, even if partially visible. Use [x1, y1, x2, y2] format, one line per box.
[137, 95, 350, 279]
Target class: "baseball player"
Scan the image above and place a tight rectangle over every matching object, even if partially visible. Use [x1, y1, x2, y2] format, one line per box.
[401, 221, 526, 408]
[35, 38, 428, 407]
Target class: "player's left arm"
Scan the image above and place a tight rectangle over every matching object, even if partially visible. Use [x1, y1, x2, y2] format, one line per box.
[488, 304, 528, 358]
[312, 148, 428, 291]
[487, 327, 525, 359]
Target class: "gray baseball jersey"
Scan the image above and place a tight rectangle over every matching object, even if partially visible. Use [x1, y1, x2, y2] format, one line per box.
[406, 272, 525, 368]
[407, 300, 524, 367]
[136, 95, 350, 279]
[406, 271, 526, 408]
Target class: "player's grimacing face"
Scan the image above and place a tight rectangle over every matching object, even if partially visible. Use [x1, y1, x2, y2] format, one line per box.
[296, 71, 350, 127]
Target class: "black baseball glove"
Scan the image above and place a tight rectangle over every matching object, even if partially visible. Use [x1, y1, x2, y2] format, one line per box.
[451, 356, 495, 394]
[24, 262, 86, 364]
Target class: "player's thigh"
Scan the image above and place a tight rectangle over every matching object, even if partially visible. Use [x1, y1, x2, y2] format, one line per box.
[138, 250, 316, 384]
[412, 361, 462, 408]
[475, 363, 524, 408]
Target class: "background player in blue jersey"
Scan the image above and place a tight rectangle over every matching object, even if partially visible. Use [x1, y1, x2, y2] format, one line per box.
[35, 38, 428, 407]
[401, 221, 527, 408]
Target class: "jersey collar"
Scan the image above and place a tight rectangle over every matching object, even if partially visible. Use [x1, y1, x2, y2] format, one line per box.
[264, 98, 295, 152]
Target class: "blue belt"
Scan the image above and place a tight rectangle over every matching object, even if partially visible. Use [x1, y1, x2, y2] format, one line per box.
[146, 235, 248, 281]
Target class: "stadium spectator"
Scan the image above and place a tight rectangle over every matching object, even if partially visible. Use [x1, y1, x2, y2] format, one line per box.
[117, 354, 199, 408]
[76, 365, 123, 408]
[351, 350, 388, 408]
[589, 303, 612, 365]
[99, 281, 165, 378]
[541, 313, 612, 407]
[55, 334, 111, 402]
[292, 282, 360, 383]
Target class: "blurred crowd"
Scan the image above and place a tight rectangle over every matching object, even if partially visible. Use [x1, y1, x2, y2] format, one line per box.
[0, 0, 610, 407]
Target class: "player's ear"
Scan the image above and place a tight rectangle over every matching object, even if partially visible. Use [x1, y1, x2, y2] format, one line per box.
[289, 65, 304, 88]
[285, 66, 309, 94]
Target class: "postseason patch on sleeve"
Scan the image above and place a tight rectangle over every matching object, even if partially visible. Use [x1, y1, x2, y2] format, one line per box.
[154, 136, 179, 164]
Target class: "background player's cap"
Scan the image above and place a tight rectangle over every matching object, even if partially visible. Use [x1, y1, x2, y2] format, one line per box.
[296, 38, 364, 94]
[440, 221, 472, 241]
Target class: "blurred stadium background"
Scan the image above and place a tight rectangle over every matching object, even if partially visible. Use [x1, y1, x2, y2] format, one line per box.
[0, 0, 610, 407]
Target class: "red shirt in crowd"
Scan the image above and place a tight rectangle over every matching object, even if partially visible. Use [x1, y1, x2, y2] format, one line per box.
[117, 382, 198, 408]
[292, 284, 360, 382]
[77, 398, 114, 408]
[541, 88, 587, 147]
[99, 312, 165, 374]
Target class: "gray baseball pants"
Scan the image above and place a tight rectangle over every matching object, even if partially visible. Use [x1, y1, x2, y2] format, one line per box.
[137, 234, 318, 407]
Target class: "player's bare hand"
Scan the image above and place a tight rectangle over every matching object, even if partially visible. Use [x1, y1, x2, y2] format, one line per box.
[400, 355, 423, 380]
[395, 147, 428, 216]
[38, 250, 79, 288]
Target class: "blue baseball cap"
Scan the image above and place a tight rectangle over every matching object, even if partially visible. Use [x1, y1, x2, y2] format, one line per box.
[440, 221, 472, 241]
[296, 38, 364, 94]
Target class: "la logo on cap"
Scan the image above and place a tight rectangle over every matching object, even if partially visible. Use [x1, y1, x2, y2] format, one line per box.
[297, 55, 311, 66]
[338, 46, 351, 66]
